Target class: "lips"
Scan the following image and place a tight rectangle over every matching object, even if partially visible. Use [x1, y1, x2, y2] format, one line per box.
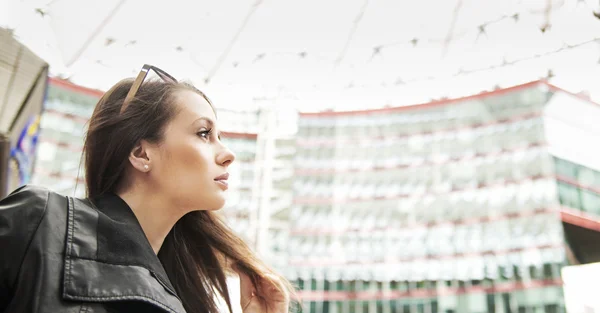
[214, 173, 229, 181]
[214, 173, 229, 190]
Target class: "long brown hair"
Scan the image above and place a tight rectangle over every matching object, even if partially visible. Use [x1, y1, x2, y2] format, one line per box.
[83, 78, 296, 313]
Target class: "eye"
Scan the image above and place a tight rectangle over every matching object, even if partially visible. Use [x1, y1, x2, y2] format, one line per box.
[197, 129, 212, 140]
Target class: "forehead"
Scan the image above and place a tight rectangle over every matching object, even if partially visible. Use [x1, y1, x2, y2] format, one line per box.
[173, 90, 217, 124]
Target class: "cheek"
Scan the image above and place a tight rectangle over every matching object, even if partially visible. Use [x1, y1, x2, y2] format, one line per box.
[169, 140, 213, 174]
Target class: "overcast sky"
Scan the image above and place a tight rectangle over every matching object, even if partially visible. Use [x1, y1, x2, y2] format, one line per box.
[2, 0, 600, 112]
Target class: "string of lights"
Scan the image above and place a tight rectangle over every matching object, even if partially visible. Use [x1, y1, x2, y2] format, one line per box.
[382, 36, 600, 87]
[201, 2, 590, 88]
[28, 0, 600, 91]
[219, 3, 570, 68]
[203, 0, 264, 84]
[221, 35, 599, 91]
[71, 2, 568, 64]
[335, 0, 370, 67]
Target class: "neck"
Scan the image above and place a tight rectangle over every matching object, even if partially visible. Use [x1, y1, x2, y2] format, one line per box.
[117, 185, 182, 254]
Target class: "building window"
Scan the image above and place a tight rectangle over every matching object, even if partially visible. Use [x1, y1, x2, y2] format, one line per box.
[557, 182, 581, 210]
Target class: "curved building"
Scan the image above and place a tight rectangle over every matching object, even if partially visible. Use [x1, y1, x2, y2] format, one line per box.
[290, 80, 600, 313]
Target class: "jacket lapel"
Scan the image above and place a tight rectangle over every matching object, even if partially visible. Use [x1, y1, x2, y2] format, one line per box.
[62, 196, 186, 313]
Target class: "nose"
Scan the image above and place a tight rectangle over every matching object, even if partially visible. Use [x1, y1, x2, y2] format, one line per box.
[216, 145, 235, 167]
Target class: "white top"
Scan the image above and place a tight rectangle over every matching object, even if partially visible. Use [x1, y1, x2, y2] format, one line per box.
[214, 274, 243, 313]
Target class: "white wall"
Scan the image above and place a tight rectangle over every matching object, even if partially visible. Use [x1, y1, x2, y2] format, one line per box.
[544, 92, 600, 172]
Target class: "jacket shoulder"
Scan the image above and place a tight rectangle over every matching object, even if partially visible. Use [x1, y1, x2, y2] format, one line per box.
[0, 184, 70, 245]
[0, 184, 54, 251]
[1, 184, 51, 209]
[0, 185, 58, 264]
[0, 184, 52, 223]
[0, 185, 55, 306]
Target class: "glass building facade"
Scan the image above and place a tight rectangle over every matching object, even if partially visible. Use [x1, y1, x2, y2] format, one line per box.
[289, 81, 600, 313]
[554, 157, 600, 216]
[32, 78, 99, 197]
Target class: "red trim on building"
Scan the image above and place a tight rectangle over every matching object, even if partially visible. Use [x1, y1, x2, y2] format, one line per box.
[221, 131, 258, 139]
[294, 173, 600, 206]
[544, 81, 600, 108]
[291, 207, 557, 236]
[301, 112, 544, 146]
[40, 138, 83, 153]
[294, 174, 553, 205]
[297, 111, 542, 147]
[44, 108, 89, 124]
[47, 78, 599, 117]
[556, 175, 600, 195]
[34, 167, 85, 184]
[560, 207, 600, 232]
[49, 77, 104, 98]
[299, 80, 543, 117]
[289, 243, 563, 267]
[296, 142, 546, 176]
[297, 278, 563, 301]
[299, 80, 599, 117]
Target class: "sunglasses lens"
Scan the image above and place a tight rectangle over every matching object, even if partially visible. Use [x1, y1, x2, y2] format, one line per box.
[153, 68, 176, 83]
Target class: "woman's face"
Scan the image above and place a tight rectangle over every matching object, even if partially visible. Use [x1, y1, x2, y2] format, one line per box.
[147, 90, 235, 211]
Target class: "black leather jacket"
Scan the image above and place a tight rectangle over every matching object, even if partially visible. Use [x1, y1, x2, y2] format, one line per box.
[0, 185, 187, 313]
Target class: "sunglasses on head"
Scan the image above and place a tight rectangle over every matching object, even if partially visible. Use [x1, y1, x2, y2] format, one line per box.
[120, 64, 178, 114]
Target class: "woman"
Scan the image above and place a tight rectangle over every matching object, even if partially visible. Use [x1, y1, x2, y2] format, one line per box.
[0, 64, 294, 313]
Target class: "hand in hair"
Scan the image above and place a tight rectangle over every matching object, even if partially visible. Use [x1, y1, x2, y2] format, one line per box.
[237, 268, 290, 313]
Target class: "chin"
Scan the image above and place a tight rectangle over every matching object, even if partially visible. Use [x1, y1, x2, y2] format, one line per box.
[206, 197, 226, 211]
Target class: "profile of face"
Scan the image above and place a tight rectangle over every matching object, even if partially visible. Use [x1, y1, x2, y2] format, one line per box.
[133, 90, 235, 212]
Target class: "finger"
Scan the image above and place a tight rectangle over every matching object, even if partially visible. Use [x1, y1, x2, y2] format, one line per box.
[235, 268, 256, 304]
[259, 274, 289, 302]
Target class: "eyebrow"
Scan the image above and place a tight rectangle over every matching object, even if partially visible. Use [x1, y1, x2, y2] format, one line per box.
[193, 117, 215, 128]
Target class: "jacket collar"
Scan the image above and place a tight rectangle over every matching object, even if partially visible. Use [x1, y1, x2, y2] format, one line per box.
[62, 194, 186, 313]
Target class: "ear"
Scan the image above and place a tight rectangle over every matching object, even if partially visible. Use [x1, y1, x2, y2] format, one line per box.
[128, 140, 154, 172]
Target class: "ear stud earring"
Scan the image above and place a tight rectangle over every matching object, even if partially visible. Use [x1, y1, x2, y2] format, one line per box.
[144, 164, 149, 170]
